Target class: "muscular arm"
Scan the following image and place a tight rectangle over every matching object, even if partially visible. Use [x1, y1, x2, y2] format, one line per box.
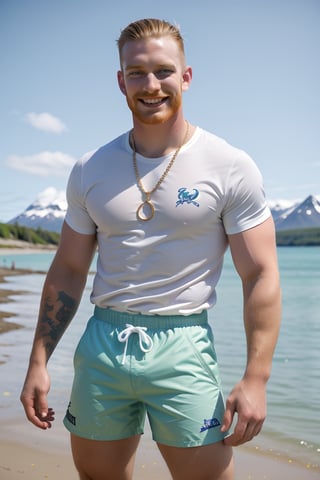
[221, 216, 281, 446]
[20, 221, 97, 429]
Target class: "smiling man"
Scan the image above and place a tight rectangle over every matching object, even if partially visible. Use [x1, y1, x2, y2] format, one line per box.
[21, 18, 281, 480]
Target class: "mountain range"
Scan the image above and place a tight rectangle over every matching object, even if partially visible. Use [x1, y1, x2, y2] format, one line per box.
[7, 187, 320, 233]
[8, 188, 67, 233]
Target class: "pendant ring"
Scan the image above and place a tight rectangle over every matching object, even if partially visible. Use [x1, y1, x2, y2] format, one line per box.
[136, 201, 155, 222]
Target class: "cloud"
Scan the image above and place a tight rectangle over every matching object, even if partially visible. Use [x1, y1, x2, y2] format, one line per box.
[6, 151, 76, 176]
[25, 112, 67, 133]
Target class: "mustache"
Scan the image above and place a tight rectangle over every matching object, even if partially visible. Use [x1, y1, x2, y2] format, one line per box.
[133, 91, 170, 99]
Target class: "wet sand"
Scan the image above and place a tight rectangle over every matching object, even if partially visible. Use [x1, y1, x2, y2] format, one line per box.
[0, 267, 35, 335]
[1, 436, 319, 480]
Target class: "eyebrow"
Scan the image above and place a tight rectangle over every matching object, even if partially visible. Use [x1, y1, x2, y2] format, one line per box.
[124, 63, 176, 72]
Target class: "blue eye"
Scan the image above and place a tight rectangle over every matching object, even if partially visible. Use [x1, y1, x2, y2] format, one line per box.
[128, 71, 143, 77]
[156, 69, 174, 78]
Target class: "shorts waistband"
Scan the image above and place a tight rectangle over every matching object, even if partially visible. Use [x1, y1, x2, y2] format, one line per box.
[93, 306, 208, 329]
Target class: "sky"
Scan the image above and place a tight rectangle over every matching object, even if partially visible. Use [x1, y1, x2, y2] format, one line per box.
[1, 0, 319, 222]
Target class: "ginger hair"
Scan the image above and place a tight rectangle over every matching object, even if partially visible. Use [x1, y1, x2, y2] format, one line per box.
[117, 18, 185, 61]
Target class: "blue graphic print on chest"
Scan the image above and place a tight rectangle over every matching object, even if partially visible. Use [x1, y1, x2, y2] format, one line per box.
[176, 187, 200, 208]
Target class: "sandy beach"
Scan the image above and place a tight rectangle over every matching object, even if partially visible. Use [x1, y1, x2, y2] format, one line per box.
[0, 249, 319, 479]
[1, 433, 319, 480]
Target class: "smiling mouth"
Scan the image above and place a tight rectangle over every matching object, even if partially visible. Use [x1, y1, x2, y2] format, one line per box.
[140, 97, 167, 106]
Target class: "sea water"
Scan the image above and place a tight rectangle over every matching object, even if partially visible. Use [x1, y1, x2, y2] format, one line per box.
[0, 247, 319, 469]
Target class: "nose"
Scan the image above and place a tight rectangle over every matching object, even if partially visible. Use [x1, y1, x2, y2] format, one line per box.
[143, 72, 161, 92]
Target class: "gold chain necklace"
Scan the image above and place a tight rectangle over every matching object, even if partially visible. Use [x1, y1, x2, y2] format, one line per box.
[132, 121, 189, 221]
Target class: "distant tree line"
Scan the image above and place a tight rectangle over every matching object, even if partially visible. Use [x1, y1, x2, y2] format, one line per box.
[276, 227, 320, 246]
[0, 223, 60, 246]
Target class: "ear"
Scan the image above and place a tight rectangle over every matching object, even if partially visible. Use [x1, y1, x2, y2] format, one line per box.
[117, 70, 127, 95]
[182, 66, 192, 92]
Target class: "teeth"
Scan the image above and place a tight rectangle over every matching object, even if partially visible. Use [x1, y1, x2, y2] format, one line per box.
[143, 98, 163, 104]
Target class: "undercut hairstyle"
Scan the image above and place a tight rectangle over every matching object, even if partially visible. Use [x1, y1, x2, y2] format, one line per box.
[117, 18, 185, 60]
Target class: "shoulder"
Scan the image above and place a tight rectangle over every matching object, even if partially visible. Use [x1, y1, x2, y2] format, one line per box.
[67, 130, 131, 198]
[191, 128, 259, 179]
[194, 127, 251, 161]
[78, 131, 129, 169]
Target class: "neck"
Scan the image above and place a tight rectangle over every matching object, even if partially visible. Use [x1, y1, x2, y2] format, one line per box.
[130, 118, 193, 158]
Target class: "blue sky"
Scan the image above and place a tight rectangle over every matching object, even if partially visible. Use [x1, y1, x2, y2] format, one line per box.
[1, 0, 319, 222]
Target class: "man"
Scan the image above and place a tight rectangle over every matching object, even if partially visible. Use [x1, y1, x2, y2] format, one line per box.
[21, 18, 281, 480]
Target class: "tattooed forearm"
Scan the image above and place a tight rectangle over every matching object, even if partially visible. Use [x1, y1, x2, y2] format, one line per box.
[39, 290, 78, 359]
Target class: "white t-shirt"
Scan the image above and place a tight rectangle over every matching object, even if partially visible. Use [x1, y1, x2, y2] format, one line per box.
[66, 127, 270, 315]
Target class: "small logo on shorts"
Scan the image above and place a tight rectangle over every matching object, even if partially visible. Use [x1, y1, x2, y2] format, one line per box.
[200, 418, 221, 433]
[65, 401, 77, 426]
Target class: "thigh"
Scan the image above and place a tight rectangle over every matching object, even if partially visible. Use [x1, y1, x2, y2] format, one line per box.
[157, 441, 234, 480]
[71, 433, 141, 480]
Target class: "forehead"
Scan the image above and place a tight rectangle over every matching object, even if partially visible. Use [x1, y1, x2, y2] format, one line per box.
[120, 36, 184, 69]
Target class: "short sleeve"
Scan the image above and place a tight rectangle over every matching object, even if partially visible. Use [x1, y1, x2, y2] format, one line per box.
[222, 152, 271, 235]
[65, 158, 97, 234]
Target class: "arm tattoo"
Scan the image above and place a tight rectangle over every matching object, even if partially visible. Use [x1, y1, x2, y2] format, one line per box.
[40, 290, 78, 359]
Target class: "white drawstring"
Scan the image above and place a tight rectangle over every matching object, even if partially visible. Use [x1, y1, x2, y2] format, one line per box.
[118, 324, 153, 365]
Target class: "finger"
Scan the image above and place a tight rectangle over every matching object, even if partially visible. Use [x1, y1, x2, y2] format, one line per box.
[221, 401, 235, 433]
[24, 402, 50, 429]
[223, 415, 249, 446]
[240, 422, 257, 444]
[36, 408, 55, 429]
[224, 419, 264, 446]
[221, 411, 232, 433]
[250, 419, 264, 439]
[36, 407, 55, 419]
[35, 391, 49, 419]
[21, 392, 54, 430]
[241, 415, 265, 443]
[223, 429, 247, 446]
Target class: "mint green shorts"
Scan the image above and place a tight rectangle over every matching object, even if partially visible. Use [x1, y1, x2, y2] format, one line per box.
[63, 307, 227, 447]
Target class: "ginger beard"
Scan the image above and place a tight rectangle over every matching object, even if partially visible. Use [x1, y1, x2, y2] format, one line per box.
[125, 89, 183, 125]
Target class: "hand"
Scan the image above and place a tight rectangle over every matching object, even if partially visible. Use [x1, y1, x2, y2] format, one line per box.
[221, 377, 267, 446]
[20, 365, 55, 430]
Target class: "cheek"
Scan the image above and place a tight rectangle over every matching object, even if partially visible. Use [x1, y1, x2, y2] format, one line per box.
[171, 89, 183, 107]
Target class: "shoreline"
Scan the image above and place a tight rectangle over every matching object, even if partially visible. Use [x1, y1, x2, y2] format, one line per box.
[0, 241, 54, 333]
[0, 238, 57, 253]
[0, 252, 319, 478]
[0, 266, 41, 335]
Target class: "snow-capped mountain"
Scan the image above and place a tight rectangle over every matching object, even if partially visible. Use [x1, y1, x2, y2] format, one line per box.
[7, 188, 320, 233]
[267, 199, 299, 224]
[270, 195, 320, 231]
[8, 187, 67, 233]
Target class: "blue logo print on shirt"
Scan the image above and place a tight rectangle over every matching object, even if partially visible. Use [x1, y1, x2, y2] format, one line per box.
[176, 188, 200, 208]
